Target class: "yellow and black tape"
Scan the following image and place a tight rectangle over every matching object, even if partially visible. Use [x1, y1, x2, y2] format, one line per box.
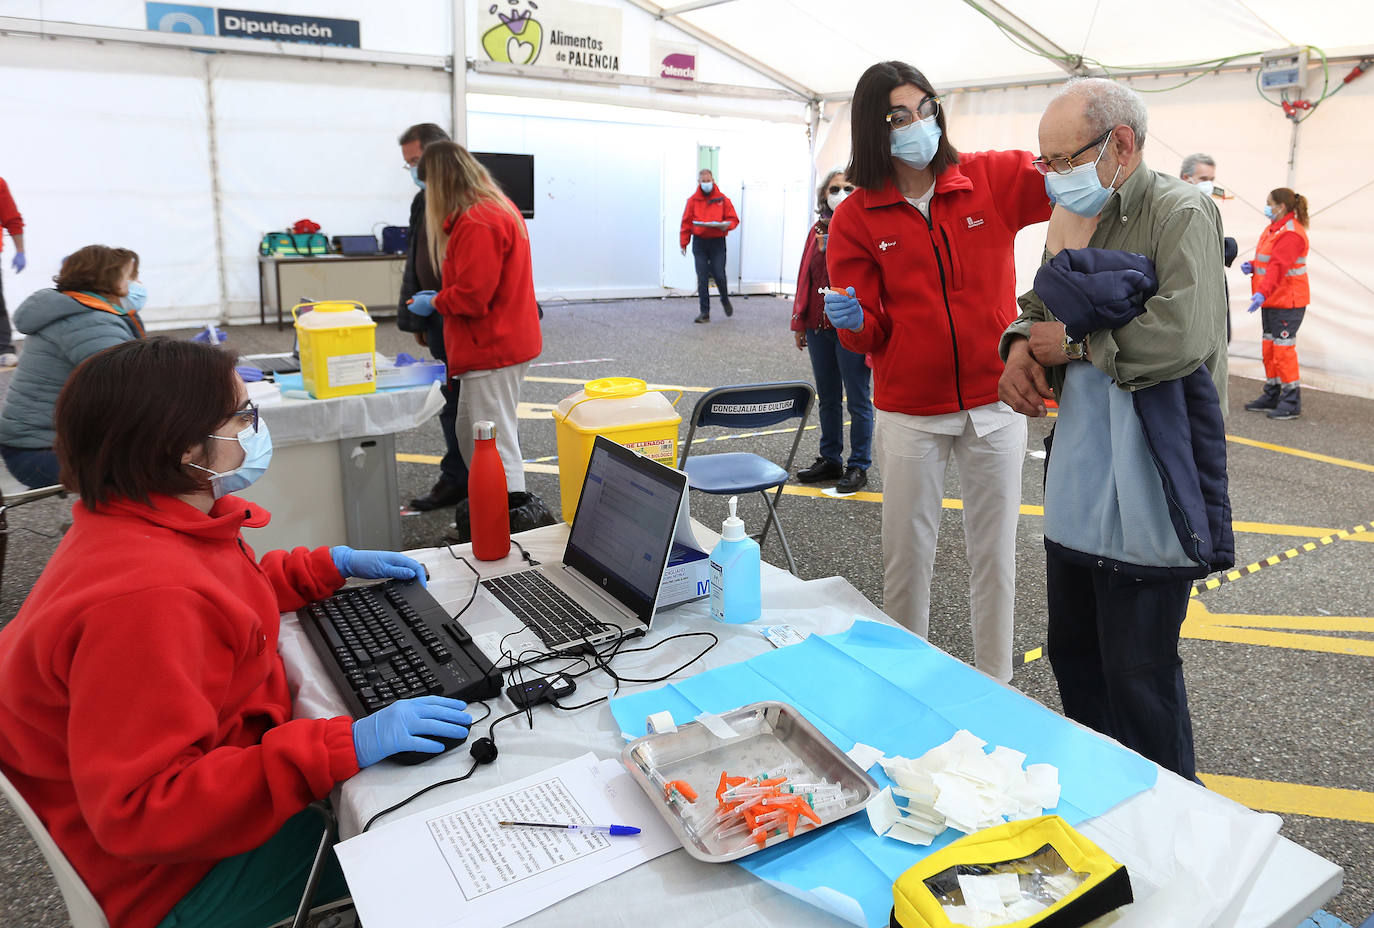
[1190, 520, 1372, 597]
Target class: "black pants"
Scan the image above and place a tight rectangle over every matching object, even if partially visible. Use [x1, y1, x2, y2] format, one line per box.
[0, 269, 12, 353]
[1046, 547, 1197, 780]
[425, 312, 468, 490]
[691, 237, 731, 316]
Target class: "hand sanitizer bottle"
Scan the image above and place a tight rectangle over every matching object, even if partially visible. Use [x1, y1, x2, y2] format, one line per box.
[709, 496, 761, 623]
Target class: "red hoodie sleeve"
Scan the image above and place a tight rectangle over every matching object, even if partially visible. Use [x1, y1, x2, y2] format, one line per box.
[1255, 229, 1305, 300]
[66, 588, 359, 864]
[826, 202, 891, 354]
[258, 545, 344, 613]
[981, 150, 1053, 231]
[0, 179, 22, 238]
[680, 196, 695, 249]
[721, 195, 740, 232]
[792, 226, 818, 331]
[433, 206, 508, 320]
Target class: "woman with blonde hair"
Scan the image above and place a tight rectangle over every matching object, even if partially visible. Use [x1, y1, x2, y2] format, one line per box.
[1241, 187, 1310, 419]
[403, 141, 546, 537]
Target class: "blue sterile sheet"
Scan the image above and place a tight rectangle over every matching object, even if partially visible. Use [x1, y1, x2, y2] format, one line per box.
[609, 620, 1157, 928]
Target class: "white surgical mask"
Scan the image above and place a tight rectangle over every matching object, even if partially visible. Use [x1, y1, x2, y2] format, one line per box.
[827, 190, 850, 211]
[1195, 180, 1215, 197]
[700, 181, 714, 194]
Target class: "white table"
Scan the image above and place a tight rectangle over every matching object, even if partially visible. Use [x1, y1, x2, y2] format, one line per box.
[238, 382, 443, 553]
[279, 523, 1341, 928]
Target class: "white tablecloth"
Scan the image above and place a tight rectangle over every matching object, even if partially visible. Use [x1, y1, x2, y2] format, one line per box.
[278, 523, 1341, 928]
[256, 380, 445, 448]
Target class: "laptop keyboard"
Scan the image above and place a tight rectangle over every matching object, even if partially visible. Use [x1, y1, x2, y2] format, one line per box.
[481, 570, 615, 648]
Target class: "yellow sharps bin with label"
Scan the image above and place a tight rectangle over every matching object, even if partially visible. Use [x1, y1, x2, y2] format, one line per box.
[552, 377, 682, 522]
[292, 301, 378, 399]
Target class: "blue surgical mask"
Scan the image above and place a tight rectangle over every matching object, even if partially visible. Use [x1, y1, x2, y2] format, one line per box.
[889, 115, 942, 170]
[700, 181, 714, 194]
[124, 281, 147, 312]
[1263, 204, 1276, 220]
[410, 163, 425, 190]
[190, 420, 273, 498]
[1044, 139, 1121, 217]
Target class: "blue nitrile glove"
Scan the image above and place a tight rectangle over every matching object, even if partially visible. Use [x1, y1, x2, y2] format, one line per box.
[1240, 261, 1253, 275]
[192, 324, 228, 345]
[352, 695, 473, 768]
[1247, 292, 1265, 313]
[235, 365, 264, 382]
[10, 252, 25, 273]
[407, 290, 437, 317]
[823, 286, 863, 331]
[394, 352, 420, 366]
[330, 546, 427, 587]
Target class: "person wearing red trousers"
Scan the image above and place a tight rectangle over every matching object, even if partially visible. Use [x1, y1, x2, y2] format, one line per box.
[1241, 187, 1310, 419]
[823, 60, 1051, 683]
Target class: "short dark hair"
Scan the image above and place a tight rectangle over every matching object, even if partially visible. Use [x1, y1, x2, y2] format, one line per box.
[54, 245, 139, 294]
[398, 123, 451, 147]
[55, 338, 240, 509]
[845, 61, 959, 191]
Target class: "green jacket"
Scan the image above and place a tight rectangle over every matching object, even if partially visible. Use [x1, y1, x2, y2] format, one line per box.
[999, 162, 1229, 410]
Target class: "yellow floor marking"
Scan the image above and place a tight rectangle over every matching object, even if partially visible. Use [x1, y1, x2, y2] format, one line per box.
[1231, 519, 1374, 543]
[524, 375, 709, 393]
[1227, 433, 1374, 474]
[1199, 773, 1374, 824]
[396, 453, 443, 465]
[1022, 646, 1043, 663]
[1183, 600, 1374, 658]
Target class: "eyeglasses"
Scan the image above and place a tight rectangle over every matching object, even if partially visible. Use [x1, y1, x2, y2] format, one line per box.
[885, 96, 940, 129]
[828, 184, 856, 195]
[224, 402, 260, 434]
[1032, 129, 1113, 176]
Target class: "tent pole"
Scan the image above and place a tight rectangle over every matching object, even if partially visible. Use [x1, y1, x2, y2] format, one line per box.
[452, 0, 468, 145]
[1286, 118, 1301, 188]
[203, 57, 230, 327]
[960, 0, 1085, 76]
[807, 100, 819, 223]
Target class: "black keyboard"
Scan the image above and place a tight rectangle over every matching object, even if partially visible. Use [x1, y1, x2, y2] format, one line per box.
[297, 579, 502, 718]
[481, 571, 614, 648]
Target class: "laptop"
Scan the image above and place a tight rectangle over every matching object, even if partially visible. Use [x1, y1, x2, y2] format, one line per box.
[459, 435, 689, 662]
[239, 329, 301, 375]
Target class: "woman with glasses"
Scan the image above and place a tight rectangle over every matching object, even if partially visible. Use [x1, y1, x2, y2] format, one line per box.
[823, 61, 1051, 683]
[790, 169, 873, 494]
[0, 338, 473, 928]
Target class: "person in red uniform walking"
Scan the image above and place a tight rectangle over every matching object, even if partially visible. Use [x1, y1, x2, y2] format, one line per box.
[0, 338, 473, 928]
[822, 61, 1051, 682]
[679, 169, 740, 323]
[1241, 187, 1310, 419]
[0, 175, 27, 367]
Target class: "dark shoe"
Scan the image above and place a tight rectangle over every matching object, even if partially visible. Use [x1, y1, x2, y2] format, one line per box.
[1266, 386, 1301, 419]
[835, 466, 868, 494]
[508, 491, 558, 535]
[722, 300, 734, 317]
[443, 497, 471, 544]
[410, 477, 466, 511]
[795, 456, 843, 483]
[1244, 382, 1281, 411]
[694, 313, 710, 324]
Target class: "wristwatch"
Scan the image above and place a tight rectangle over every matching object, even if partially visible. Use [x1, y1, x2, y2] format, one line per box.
[1062, 334, 1087, 360]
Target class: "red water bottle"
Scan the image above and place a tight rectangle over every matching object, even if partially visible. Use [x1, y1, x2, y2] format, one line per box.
[469, 420, 511, 561]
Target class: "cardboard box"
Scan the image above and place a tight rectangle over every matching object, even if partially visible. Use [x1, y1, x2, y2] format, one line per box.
[659, 540, 711, 608]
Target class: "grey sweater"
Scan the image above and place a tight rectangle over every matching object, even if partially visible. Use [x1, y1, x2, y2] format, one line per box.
[0, 289, 140, 449]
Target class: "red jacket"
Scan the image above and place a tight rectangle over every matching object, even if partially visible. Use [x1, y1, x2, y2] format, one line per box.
[434, 197, 543, 376]
[0, 495, 357, 928]
[791, 220, 833, 332]
[0, 177, 22, 251]
[826, 150, 1051, 415]
[1251, 214, 1309, 309]
[679, 186, 739, 249]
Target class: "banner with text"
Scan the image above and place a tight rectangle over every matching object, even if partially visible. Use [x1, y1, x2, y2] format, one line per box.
[651, 40, 697, 82]
[479, 0, 622, 73]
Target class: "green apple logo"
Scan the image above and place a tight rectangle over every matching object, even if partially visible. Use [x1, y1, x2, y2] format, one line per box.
[483, 4, 542, 65]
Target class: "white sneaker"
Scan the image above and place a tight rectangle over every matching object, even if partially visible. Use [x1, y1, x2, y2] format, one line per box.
[0, 352, 17, 368]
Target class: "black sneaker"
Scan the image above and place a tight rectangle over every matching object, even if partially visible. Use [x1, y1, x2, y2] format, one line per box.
[694, 313, 710, 324]
[723, 300, 734, 317]
[409, 477, 466, 512]
[835, 466, 868, 494]
[796, 456, 843, 483]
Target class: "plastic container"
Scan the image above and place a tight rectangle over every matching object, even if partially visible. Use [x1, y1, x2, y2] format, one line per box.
[292, 300, 378, 399]
[708, 496, 761, 623]
[469, 420, 511, 561]
[552, 377, 681, 522]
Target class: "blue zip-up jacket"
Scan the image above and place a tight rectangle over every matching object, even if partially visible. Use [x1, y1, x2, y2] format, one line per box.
[1035, 247, 1234, 577]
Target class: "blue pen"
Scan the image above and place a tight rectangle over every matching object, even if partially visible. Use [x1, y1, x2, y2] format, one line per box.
[499, 820, 641, 836]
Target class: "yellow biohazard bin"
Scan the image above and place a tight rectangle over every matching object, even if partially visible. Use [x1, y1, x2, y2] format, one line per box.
[552, 377, 682, 522]
[292, 301, 378, 400]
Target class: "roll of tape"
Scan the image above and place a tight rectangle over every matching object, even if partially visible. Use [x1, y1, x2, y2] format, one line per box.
[647, 711, 677, 734]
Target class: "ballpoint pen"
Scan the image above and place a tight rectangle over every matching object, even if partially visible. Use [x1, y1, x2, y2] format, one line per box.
[499, 820, 641, 836]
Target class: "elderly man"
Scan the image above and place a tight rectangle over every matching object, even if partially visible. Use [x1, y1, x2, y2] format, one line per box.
[1180, 152, 1238, 340]
[998, 78, 1232, 780]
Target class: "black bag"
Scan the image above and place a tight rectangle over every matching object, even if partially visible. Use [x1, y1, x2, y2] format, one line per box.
[449, 492, 557, 544]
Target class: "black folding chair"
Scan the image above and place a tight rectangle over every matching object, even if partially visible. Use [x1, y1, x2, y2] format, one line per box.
[678, 382, 815, 576]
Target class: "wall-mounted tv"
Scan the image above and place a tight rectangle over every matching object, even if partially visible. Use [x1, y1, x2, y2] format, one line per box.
[473, 152, 535, 219]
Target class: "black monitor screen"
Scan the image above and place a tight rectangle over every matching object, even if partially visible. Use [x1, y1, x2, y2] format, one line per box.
[473, 152, 535, 219]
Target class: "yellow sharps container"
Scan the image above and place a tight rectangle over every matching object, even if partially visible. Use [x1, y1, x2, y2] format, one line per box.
[292, 301, 378, 399]
[552, 377, 682, 522]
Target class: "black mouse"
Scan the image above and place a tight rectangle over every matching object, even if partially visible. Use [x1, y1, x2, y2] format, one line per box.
[390, 733, 468, 765]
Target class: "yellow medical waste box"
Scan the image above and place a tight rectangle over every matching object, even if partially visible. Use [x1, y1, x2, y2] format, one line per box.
[552, 377, 681, 522]
[292, 301, 378, 400]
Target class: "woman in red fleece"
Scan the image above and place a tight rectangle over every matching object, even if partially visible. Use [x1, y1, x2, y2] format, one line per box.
[0, 339, 472, 928]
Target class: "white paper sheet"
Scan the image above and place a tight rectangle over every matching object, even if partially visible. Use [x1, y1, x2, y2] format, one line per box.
[335, 753, 678, 928]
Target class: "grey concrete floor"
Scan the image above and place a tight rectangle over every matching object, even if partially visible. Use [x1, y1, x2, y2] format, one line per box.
[1, 296, 1371, 925]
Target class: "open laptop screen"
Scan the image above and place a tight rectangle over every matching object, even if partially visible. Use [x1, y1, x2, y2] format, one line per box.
[563, 437, 686, 625]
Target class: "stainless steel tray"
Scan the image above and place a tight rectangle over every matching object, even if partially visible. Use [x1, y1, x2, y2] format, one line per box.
[621, 700, 879, 863]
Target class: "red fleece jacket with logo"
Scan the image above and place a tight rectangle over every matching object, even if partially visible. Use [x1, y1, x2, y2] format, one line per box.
[679, 185, 739, 249]
[0, 494, 358, 928]
[826, 150, 1051, 416]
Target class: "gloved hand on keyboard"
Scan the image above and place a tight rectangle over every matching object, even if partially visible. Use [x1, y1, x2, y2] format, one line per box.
[330, 546, 427, 587]
[823, 286, 863, 331]
[407, 290, 438, 317]
[352, 695, 473, 768]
